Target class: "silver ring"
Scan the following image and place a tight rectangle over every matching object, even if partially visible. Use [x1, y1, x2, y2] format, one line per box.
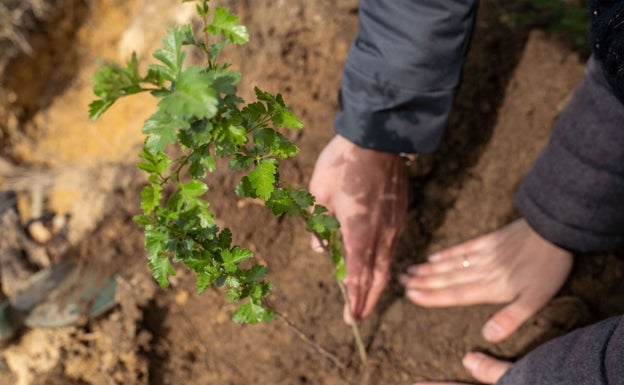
[461, 255, 470, 268]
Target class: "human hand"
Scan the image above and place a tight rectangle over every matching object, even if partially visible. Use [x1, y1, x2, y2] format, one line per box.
[400, 218, 573, 342]
[309, 135, 409, 323]
[414, 352, 512, 385]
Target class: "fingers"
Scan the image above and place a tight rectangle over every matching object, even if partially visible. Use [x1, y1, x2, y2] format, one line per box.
[426, 234, 491, 262]
[412, 353, 512, 385]
[481, 291, 550, 342]
[405, 280, 494, 307]
[463, 352, 512, 383]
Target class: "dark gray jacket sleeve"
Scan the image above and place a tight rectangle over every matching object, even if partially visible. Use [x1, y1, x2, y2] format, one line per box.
[497, 316, 624, 385]
[514, 56, 624, 252]
[334, 0, 477, 154]
[515, 0, 624, 252]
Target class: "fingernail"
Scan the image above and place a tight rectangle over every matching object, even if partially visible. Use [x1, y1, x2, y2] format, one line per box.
[398, 274, 410, 285]
[462, 352, 483, 372]
[427, 252, 442, 262]
[483, 320, 502, 341]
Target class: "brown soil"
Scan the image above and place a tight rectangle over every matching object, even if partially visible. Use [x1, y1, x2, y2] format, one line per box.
[1, 1, 623, 385]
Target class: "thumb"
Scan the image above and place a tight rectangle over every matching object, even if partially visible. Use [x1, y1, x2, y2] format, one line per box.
[463, 352, 512, 383]
[482, 293, 547, 342]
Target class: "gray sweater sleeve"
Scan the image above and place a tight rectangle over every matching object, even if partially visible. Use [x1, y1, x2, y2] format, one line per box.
[514, 56, 624, 252]
[497, 316, 624, 385]
[334, 0, 477, 154]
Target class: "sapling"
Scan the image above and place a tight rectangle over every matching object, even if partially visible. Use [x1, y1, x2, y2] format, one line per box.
[89, 0, 366, 364]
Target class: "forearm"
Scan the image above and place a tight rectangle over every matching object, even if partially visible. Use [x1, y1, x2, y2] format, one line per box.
[335, 0, 478, 153]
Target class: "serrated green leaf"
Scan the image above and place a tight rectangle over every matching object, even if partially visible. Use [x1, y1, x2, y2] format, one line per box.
[222, 246, 253, 265]
[146, 64, 173, 84]
[266, 187, 291, 216]
[271, 132, 299, 158]
[227, 124, 247, 145]
[180, 180, 208, 200]
[196, 265, 220, 293]
[153, 27, 186, 76]
[253, 128, 276, 149]
[271, 105, 303, 129]
[188, 147, 216, 178]
[159, 66, 218, 120]
[88, 100, 115, 121]
[226, 287, 244, 302]
[229, 153, 254, 170]
[138, 148, 171, 174]
[206, 7, 249, 44]
[243, 264, 269, 284]
[241, 101, 267, 123]
[218, 228, 232, 249]
[145, 227, 167, 256]
[141, 185, 162, 214]
[307, 208, 340, 239]
[232, 300, 274, 324]
[149, 254, 176, 287]
[142, 111, 187, 154]
[207, 67, 241, 95]
[248, 160, 277, 200]
[235, 176, 257, 198]
[291, 189, 315, 211]
[249, 281, 272, 300]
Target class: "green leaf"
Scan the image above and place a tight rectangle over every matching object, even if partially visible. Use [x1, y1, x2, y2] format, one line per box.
[145, 64, 173, 84]
[222, 246, 253, 266]
[307, 206, 340, 239]
[88, 100, 115, 121]
[188, 147, 216, 178]
[145, 227, 167, 257]
[271, 104, 303, 129]
[235, 176, 257, 198]
[271, 132, 299, 158]
[180, 180, 208, 201]
[241, 101, 267, 123]
[138, 148, 172, 174]
[206, 7, 249, 44]
[218, 228, 232, 249]
[291, 189, 314, 211]
[158, 66, 219, 120]
[196, 266, 220, 294]
[266, 187, 292, 216]
[232, 301, 274, 324]
[253, 87, 303, 129]
[248, 159, 277, 200]
[140, 185, 162, 214]
[153, 27, 186, 77]
[227, 124, 248, 146]
[142, 111, 187, 154]
[253, 128, 276, 149]
[229, 153, 254, 171]
[149, 254, 176, 287]
[207, 67, 241, 95]
[243, 264, 269, 284]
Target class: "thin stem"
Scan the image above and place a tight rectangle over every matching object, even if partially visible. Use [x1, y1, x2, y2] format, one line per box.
[336, 280, 367, 364]
[310, 230, 368, 365]
[271, 308, 346, 370]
